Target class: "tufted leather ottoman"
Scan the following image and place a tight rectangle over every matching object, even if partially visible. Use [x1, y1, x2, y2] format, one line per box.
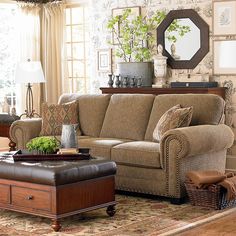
[0, 156, 117, 231]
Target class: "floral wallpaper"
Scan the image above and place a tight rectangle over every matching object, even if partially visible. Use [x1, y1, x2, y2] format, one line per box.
[88, 0, 236, 156]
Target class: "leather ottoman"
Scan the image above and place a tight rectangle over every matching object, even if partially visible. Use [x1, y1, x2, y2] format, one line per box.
[0, 156, 117, 231]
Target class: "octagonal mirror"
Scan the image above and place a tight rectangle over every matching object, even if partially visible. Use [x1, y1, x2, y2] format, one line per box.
[157, 9, 209, 69]
[165, 18, 200, 60]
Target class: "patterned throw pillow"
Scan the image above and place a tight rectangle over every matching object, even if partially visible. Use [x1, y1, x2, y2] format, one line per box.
[40, 101, 80, 136]
[153, 104, 193, 142]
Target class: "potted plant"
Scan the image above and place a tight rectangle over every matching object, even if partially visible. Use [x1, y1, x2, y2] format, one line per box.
[107, 9, 190, 86]
[26, 136, 60, 154]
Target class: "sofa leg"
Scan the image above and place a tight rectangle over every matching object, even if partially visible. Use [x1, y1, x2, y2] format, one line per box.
[9, 140, 16, 151]
[170, 197, 186, 205]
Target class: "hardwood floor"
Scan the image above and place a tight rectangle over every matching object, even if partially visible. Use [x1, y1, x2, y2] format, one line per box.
[177, 210, 236, 236]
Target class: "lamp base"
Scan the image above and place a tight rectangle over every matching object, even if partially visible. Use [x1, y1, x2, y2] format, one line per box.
[20, 83, 40, 119]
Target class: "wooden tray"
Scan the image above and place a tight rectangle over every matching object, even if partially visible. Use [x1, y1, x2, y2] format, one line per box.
[13, 150, 92, 162]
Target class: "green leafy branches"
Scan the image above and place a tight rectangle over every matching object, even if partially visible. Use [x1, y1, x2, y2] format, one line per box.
[165, 19, 191, 43]
[26, 136, 60, 154]
[107, 9, 190, 62]
[107, 9, 166, 62]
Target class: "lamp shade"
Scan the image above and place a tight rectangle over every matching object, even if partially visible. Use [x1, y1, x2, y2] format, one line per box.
[15, 61, 45, 84]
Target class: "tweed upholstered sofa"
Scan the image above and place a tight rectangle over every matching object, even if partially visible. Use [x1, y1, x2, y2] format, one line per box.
[10, 94, 234, 202]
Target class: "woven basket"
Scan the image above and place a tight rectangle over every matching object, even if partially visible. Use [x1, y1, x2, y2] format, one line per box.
[185, 182, 236, 210]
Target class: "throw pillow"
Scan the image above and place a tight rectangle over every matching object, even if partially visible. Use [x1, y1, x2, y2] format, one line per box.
[40, 101, 81, 136]
[153, 104, 193, 142]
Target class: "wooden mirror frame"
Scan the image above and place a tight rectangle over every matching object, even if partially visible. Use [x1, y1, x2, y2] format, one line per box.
[156, 9, 209, 69]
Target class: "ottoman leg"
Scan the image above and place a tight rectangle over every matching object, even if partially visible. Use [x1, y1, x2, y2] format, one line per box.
[51, 219, 61, 232]
[106, 205, 116, 217]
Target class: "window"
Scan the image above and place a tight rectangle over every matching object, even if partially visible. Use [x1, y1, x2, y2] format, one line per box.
[65, 5, 89, 94]
[0, 3, 18, 114]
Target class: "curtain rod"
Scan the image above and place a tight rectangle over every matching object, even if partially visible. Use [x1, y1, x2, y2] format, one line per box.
[16, 0, 62, 3]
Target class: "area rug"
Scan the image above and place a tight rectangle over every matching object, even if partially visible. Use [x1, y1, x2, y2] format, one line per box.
[0, 195, 235, 236]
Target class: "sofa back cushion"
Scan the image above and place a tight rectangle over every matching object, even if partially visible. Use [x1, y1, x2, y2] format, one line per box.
[58, 94, 111, 137]
[100, 94, 155, 140]
[145, 94, 225, 141]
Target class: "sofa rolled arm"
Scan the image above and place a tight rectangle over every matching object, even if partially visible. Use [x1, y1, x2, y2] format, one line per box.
[160, 124, 234, 166]
[10, 118, 42, 150]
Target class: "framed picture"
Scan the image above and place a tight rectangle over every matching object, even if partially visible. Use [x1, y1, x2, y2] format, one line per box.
[213, 0, 236, 36]
[97, 49, 112, 72]
[112, 6, 141, 44]
[213, 39, 236, 75]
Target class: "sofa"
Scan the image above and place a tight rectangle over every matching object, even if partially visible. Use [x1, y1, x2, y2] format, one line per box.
[10, 93, 234, 203]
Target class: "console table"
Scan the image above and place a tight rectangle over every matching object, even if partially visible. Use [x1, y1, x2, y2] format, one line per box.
[100, 87, 226, 99]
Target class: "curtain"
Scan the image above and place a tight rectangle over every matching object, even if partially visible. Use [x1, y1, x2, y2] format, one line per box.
[41, 2, 65, 104]
[16, 3, 41, 115]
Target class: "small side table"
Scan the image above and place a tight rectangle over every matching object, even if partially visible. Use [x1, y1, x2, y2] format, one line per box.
[0, 114, 19, 151]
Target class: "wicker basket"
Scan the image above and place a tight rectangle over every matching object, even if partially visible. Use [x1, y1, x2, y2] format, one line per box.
[185, 182, 236, 210]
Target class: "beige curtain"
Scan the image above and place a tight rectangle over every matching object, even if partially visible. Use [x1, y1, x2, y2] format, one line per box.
[41, 2, 65, 104]
[16, 3, 41, 115]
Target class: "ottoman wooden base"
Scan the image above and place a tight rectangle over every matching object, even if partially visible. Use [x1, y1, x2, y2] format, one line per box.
[0, 175, 116, 231]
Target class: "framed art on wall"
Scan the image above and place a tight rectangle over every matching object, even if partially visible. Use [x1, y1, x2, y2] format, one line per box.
[213, 0, 236, 36]
[213, 39, 236, 75]
[112, 6, 141, 44]
[97, 49, 112, 72]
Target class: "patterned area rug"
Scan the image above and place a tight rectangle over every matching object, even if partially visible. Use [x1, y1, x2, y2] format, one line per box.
[0, 194, 235, 236]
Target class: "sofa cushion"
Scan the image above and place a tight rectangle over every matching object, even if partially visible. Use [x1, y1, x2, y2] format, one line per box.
[111, 141, 161, 168]
[100, 94, 155, 140]
[40, 101, 80, 136]
[58, 94, 111, 137]
[153, 105, 193, 142]
[78, 137, 130, 160]
[145, 94, 225, 141]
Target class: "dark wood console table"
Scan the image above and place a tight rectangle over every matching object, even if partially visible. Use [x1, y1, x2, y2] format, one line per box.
[100, 87, 226, 99]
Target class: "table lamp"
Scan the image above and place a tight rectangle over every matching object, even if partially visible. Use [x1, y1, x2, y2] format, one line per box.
[15, 59, 45, 118]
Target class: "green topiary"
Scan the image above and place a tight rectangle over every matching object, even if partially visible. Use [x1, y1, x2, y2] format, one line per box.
[26, 136, 60, 154]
